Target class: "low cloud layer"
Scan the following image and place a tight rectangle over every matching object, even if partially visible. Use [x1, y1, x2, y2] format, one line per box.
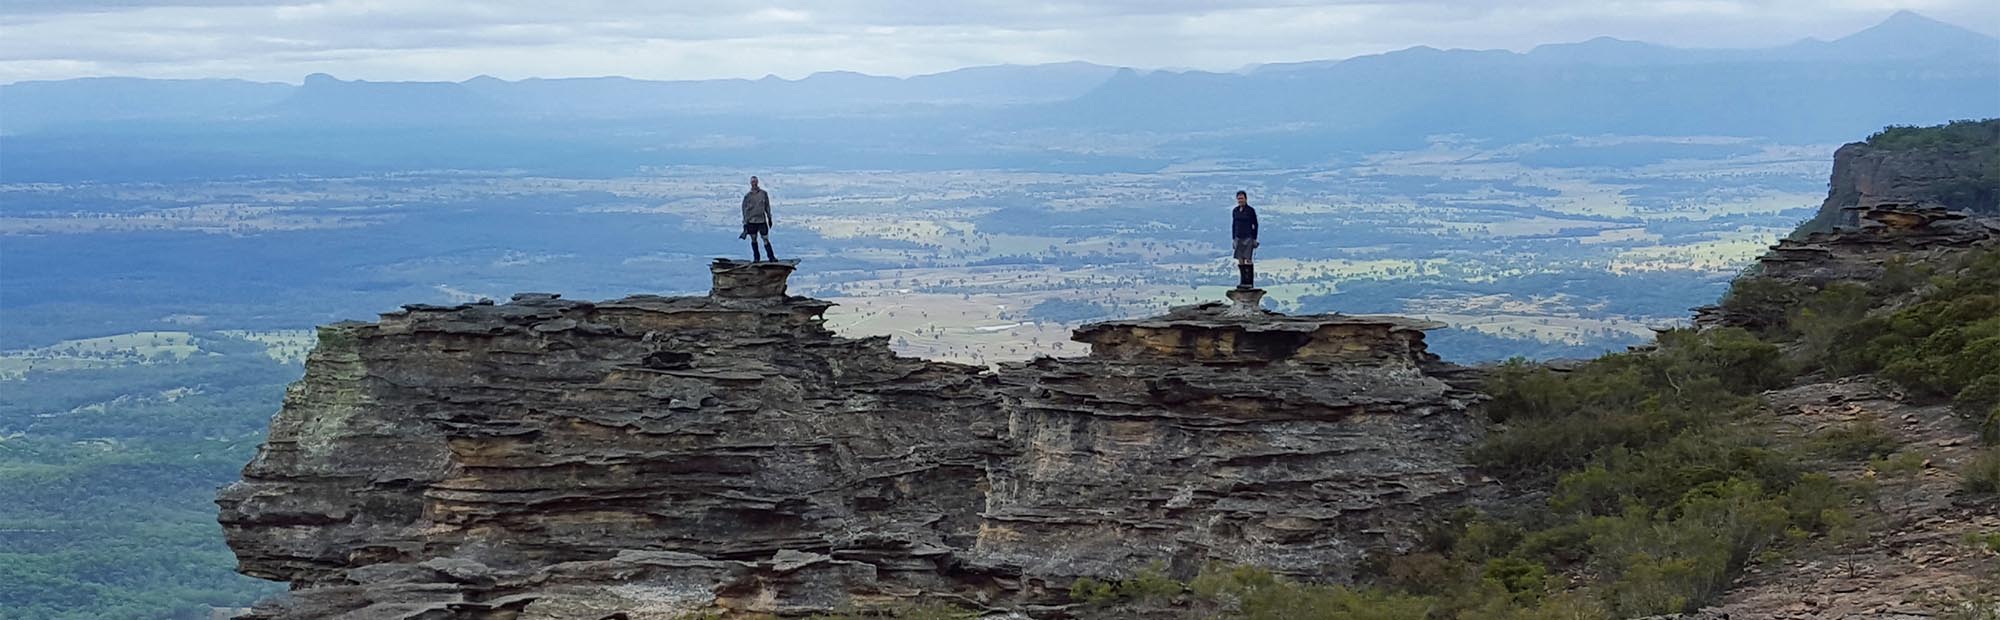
[1, 0, 1994, 83]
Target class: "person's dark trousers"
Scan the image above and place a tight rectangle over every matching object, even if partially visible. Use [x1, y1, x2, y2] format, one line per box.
[751, 235, 776, 261]
[746, 224, 776, 262]
[1238, 264, 1254, 288]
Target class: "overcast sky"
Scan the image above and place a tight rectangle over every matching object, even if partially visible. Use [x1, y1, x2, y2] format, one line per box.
[1, 0, 1995, 84]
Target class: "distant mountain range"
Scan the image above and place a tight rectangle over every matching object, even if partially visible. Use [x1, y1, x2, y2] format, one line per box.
[1, 11, 1994, 180]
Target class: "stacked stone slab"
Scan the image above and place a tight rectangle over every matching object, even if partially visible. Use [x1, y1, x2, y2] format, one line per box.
[218, 265, 1486, 619]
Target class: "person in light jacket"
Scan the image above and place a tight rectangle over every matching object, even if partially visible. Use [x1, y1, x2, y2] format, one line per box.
[740, 176, 776, 261]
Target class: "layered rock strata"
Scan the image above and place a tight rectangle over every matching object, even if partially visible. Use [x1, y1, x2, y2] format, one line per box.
[219, 266, 1484, 619]
[1696, 205, 2000, 329]
[982, 304, 1482, 584]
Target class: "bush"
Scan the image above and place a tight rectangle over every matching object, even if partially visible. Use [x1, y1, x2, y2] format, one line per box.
[1809, 417, 1902, 461]
[1068, 562, 1181, 607]
[1964, 448, 2000, 495]
[1476, 328, 1788, 477]
[807, 603, 975, 620]
[1956, 375, 2000, 418]
[1188, 565, 1434, 620]
[1870, 451, 1929, 478]
[1964, 531, 2000, 555]
[1718, 277, 1810, 333]
[1984, 405, 2000, 446]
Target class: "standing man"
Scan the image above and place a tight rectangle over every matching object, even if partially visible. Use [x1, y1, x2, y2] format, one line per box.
[1232, 190, 1258, 289]
[740, 176, 776, 262]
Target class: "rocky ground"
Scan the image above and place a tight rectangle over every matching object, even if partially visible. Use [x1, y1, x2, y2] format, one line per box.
[1692, 379, 2000, 620]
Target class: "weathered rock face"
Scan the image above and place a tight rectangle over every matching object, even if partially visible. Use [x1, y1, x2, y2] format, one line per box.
[1695, 205, 2000, 329]
[1802, 139, 2000, 233]
[219, 267, 1484, 619]
[983, 304, 1482, 584]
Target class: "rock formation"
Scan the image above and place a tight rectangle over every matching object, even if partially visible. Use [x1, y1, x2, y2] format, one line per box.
[218, 263, 1485, 619]
[1797, 122, 2000, 234]
[1695, 204, 2000, 330]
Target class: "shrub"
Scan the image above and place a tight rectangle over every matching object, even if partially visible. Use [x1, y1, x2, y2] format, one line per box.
[1188, 565, 1434, 620]
[1956, 375, 2000, 417]
[1717, 277, 1810, 334]
[1781, 473, 1860, 534]
[807, 602, 975, 620]
[1984, 405, 2000, 446]
[1870, 451, 1929, 478]
[1809, 417, 1902, 461]
[1068, 562, 1181, 607]
[1476, 329, 1788, 477]
[1585, 479, 1790, 617]
[1789, 283, 1876, 365]
[1964, 531, 2000, 555]
[1069, 577, 1118, 606]
[1871, 257, 1935, 297]
[1964, 448, 2000, 495]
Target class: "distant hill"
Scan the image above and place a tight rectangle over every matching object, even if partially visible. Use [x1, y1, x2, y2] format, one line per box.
[1, 62, 1124, 132]
[1067, 11, 1998, 143]
[1249, 10, 1998, 72]
[0, 77, 292, 133]
[1, 11, 1994, 178]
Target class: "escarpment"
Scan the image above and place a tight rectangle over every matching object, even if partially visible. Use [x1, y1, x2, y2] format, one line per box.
[218, 263, 1485, 619]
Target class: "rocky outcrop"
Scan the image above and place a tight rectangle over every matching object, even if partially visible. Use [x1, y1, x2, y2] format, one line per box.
[983, 304, 1480, 584]
[1696, 204, 2000, 330]
[219, 264, 1485, 619]
[1799, 125, 2000, 234]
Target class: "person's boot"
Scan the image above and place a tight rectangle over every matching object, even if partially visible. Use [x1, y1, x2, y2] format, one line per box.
[763, 241, 777, 261]
[1237, 264, 1254, 289]
[751, 241, 762, 262]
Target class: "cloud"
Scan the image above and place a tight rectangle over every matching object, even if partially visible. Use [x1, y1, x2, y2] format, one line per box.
[0, 0, 1994, 83]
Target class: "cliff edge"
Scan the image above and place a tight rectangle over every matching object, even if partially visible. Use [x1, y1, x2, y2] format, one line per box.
[218, 261, 1485, 619]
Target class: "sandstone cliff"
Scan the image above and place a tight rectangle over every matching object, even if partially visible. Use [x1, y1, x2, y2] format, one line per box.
[1796, 119, 2000, 234]
[218, 261, 1484, 619]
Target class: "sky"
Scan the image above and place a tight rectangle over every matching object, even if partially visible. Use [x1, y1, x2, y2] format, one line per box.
[1, 0, 1996, 84]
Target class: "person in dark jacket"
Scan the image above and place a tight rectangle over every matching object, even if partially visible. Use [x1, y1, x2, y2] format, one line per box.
[1232, 190, 1258, 289]
[740, 176, 775, 261]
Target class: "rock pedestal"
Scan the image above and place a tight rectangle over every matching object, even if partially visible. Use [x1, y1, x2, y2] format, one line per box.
[1224, 287, 1267, 317]
[709, 258, 799, 299]
[218, 265, 1485, 619]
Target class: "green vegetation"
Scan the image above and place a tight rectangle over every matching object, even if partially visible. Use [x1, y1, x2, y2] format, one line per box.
[1725, 246, 2000, 444]
[1071, 562, 1182, 606]
[0, 335, 298, 620]
[1866, 119, 2000, 155]
[806, 602, 978, 620]
[1965, 448, 2000, 495]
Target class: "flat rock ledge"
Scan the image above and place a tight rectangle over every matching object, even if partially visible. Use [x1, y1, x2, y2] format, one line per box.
[219, 267, 1486, 619]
